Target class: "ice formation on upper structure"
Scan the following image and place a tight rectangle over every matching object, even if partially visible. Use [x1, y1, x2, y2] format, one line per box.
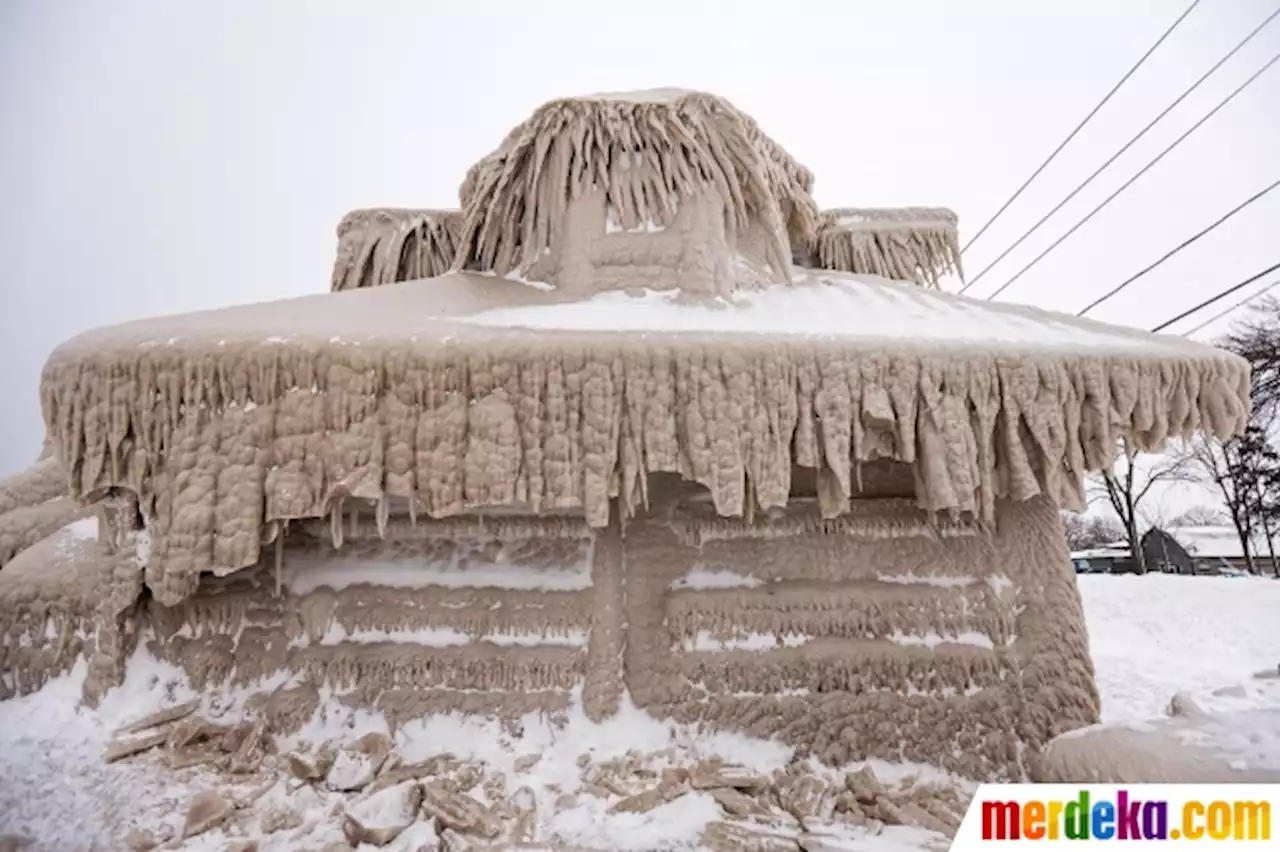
[0, 88, 1255, 832]
[812, 207, 963, 287]
[451, 88, 819, 295]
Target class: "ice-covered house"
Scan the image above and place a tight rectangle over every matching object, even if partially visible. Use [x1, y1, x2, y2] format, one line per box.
[0, 90, 1251, 786]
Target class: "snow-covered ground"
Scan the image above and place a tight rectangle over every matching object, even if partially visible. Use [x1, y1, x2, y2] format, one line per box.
[0, 573, 1277, 851]
[1079, 573, 1280, 722]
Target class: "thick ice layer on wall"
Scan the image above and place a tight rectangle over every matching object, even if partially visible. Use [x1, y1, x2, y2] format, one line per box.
[121, 521, 633, 726]
[281, 532, 595, 595]
[1, 487, 1096, 781]
[625, 497, 1099, 780]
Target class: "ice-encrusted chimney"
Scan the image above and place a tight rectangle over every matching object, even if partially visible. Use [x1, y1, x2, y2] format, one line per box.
[450, 88, 821, 297]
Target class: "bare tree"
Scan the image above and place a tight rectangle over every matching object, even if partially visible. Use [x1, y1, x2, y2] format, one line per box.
[1238, 426, 1280, 576]
[1187, 298, 1280, 576]
[1224, 296, 1280, 419]
[1088, 440, 1196, 574]
[1061, 511, 1125, 552]
[1167, 505, 1231, 527]
[1187, 433, 1271, 575]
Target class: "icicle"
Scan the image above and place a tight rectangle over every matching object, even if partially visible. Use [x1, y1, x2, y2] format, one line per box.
[330, 209, 461, 292]
[375, 495, 389, 539]
[330, 500, 345, 549]
[274, 532, 284, 599]
[808, 207, 963, 287]
[95, 504, 113, 553]
[451, 90, 816, 288]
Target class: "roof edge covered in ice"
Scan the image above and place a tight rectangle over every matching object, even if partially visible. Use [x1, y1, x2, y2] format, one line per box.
[48, 269, 1242, 359]
[812, 207, 963, 288]
[330, 208, 461, 293]
[41, 269, 1249, 605]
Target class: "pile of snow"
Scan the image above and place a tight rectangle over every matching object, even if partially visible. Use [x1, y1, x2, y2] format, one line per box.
[1078, 573, 1280, 722]
[0, 646, 959, 851]
[65, 517, 99, 541]
[1031, 573, 1280, 783]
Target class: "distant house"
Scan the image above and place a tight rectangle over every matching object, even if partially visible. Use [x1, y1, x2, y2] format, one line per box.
[1070, 541, 1136, 574]
[1169, 526, 1277, 575]
[1141, 528, 1194, 575]
[1071, 526, 1277, 576]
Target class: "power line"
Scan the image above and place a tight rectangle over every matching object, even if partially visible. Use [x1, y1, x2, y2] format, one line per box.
[1151, 262, 1280, 332]
[1076, 179, 1280, 317]
[984, 49, 1280, 303]
[963, 6, 1280, 293]
[1182, 278, 1280, 337]
[959, 0, 1201, 258]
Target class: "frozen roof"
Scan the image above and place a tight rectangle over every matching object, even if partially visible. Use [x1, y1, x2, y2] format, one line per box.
[1171, 526, 1268, 560]
[331, 208, 460, 293]
[574, 87, 698, 103]
[1071, 546, 1132, 560]
[453, 271, 1206, 354]
[53, 269, 1249, 361]
[813, 208, 962, 288]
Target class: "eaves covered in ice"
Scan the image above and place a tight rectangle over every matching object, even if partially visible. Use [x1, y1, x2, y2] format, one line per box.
[40, 268, 1248, 607]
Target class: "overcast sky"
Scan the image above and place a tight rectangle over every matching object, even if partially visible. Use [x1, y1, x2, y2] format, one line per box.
[2, 1, 1278, 514]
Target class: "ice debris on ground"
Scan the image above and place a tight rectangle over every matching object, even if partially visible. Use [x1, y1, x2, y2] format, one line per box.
[1, 574, 1277, 850]
[0, 646, 966, 851]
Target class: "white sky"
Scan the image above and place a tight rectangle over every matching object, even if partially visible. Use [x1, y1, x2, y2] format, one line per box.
[1, 0, 1278, 485]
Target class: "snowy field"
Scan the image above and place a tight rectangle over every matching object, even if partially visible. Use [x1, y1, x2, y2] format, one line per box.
[1079, 573, 1280, 723]
[0, 573, 1277, 851]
